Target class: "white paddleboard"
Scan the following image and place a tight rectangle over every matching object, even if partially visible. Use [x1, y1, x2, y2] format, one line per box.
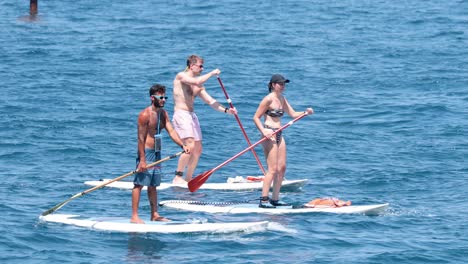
[83, 177, 307, 191]
[39, 214, 269, 233]
[159, 200, 389, 216]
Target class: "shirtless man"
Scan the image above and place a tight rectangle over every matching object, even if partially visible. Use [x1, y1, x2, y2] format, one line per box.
[131, 84, 190, 224]
[172, 54, 237, 184]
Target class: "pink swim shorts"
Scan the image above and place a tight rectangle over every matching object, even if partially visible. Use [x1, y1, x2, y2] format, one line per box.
[172, 110, 202, 141]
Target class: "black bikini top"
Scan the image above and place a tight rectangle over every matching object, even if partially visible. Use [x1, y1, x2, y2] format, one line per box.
[265, 109, 284, 118]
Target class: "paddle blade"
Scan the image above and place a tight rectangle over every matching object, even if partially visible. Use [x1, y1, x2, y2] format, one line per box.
[41, 201, 66, 216]
[41, 193, 81, 216]
[188, 170, 214, 192]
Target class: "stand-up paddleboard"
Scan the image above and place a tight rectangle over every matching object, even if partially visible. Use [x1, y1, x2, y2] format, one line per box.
[159, 200, 389, 216]
[39, 214, 269, 233]
[84, 177, 307, 191]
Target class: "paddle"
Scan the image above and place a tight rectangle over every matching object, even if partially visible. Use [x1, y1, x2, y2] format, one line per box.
[188, 112, 309, 192]
[217, 77, 266, 175]
[41, 151, 184, 216]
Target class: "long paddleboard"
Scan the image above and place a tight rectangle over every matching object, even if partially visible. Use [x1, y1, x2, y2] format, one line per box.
[159, 200, 389, 216]
[83, 177, 307, 191]
[39, 214, 269, 233]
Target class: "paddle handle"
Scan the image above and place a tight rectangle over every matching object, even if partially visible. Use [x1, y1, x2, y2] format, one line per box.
[217, 77, 266, 175]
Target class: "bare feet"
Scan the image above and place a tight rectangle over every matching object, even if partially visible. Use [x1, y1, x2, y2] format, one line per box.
[172, 176, 187, 184]
[130, 217, 145, 224]
[151, 216, 170, 222]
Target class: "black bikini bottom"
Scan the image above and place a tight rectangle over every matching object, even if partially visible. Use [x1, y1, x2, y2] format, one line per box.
[264, 125, 282, 144]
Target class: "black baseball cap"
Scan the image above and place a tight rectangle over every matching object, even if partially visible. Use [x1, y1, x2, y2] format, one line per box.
[270, 74, 290, 83]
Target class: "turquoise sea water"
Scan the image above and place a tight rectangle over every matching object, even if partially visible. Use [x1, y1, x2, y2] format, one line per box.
[1, 1, 467, 263]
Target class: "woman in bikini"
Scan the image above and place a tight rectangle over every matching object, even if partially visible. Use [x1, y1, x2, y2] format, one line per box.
[253, 74, 314, 208]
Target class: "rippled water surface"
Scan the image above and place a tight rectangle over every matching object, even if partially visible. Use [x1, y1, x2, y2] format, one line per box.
[1, 1, 467, 263]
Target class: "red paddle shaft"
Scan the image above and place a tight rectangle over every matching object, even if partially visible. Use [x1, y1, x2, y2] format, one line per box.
[217, 77, 266, 175]
[188, 112, 309, 192]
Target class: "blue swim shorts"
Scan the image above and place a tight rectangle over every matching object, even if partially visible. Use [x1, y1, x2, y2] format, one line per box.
[133, 149, 162, 187]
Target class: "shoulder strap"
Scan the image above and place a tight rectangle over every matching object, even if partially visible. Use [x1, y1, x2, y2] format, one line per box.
[156, 110, 162, 135]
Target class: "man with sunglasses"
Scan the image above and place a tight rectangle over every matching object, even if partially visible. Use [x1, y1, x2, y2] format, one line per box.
[131, 84, 190, 224]
[172, 54, 237, 184]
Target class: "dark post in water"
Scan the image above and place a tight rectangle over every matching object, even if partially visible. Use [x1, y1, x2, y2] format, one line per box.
[30, 0, 38, 15]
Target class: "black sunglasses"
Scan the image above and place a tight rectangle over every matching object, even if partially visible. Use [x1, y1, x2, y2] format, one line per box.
[152, 95, 168, 100]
